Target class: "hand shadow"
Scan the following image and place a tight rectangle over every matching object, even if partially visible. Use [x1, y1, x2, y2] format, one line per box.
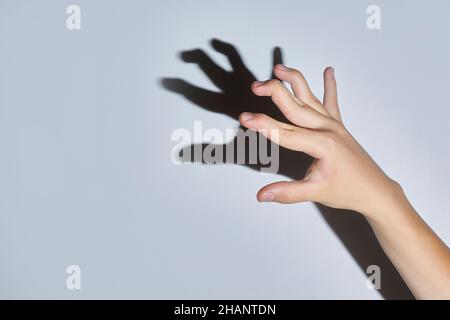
[160, 39, 414, 300]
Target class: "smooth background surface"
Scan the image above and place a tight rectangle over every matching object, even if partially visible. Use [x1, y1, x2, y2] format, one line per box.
[1, 0, 449, 299]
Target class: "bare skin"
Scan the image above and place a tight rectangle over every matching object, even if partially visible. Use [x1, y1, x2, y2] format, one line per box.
[239, 64, 450, 300]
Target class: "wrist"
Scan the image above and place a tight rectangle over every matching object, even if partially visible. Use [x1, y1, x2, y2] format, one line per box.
[362, 179, 412, 225]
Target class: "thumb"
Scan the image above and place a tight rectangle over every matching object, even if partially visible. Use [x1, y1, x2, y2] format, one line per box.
[257, 180, 317, 204]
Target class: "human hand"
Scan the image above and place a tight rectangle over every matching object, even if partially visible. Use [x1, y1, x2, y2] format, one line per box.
[240, 65, 402, 219]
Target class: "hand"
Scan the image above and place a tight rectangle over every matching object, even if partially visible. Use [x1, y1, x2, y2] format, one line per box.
[240, 65, 401, 219]
[162, 41, 419, 299]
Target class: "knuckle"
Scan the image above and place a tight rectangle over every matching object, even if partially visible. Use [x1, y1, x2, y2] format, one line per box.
[277, 191, 295, 204]
[291, 69, 305, 81]
[252, 113, 267, 123]
[280, 128, 295, 139]
[269, 82, 286, 102]
[282, 108, 300, 123]
[390, 179, 403, 193]
[267, 79, 282, 89]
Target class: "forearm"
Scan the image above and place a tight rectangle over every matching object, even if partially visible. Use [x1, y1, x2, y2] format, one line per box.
[366, 184, 450, 299]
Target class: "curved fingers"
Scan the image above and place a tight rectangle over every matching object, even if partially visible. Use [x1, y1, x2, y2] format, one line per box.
[251, 79, 329, 129]
[239, 112, 323, 159]
[273, 64, 328, 115]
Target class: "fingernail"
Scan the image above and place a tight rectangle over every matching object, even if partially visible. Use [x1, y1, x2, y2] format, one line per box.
[253, 81, 265, 87]
[277, 64, 289, 71]
[329, 67, 334, 77]
[240, 112, 254, 121]
[260, 192, 274, 202]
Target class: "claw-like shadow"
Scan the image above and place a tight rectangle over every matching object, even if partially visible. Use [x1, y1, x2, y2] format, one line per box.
[161, 39, 414, 300]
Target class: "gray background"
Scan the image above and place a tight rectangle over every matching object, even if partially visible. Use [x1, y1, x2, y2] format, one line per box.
[1, 0, 449, 299]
